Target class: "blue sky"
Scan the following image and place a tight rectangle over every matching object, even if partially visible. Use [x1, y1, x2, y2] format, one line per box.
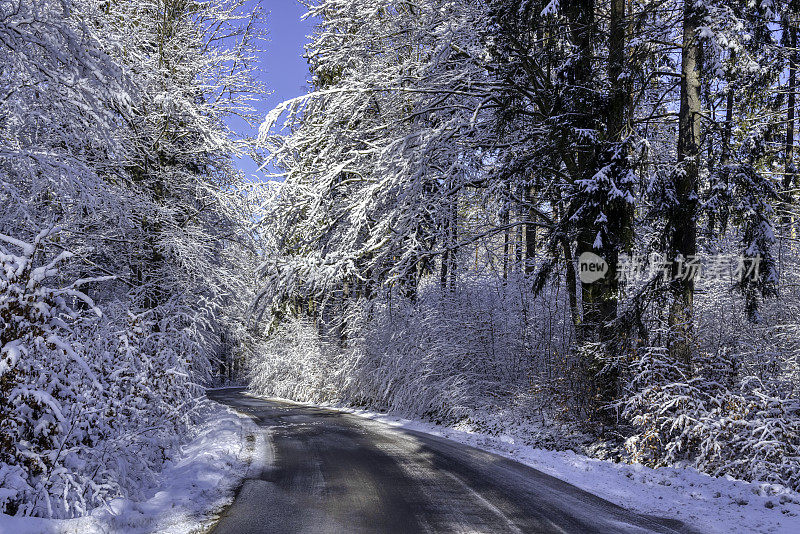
[230, 1, 316, 179]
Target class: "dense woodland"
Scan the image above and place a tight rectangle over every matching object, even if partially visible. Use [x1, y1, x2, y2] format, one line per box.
[254, 0, 800, 495]
[3, 0, 800, 521]
[0, 0, 264, 517]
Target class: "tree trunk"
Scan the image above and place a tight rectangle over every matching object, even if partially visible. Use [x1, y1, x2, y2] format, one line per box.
[564, 0, 597, 339]
[440, 208, 449, 290]
[608, 0, 626, 142]
[515, 214, 524, 273]
[502, 206, 510, 280]
[440, 194, 458, 291]
[448, 196, 458, 290]
[525, 186, 537, 275]
[668, 0, 702, 364]
[552, 200, 582, 337]
[785, 25, 797, 227]
[440, 249, 449, 290]
[721, 52, 735, 166]
[577, 0, 633, 414]
[563, 239, 583, 339]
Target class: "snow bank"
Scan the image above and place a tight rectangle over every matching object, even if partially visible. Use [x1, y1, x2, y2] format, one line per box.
[332, 406, 800, 534]
[0, 399, 261, 534]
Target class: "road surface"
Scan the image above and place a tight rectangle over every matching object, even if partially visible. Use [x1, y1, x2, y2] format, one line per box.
[207, 388, 692, 534]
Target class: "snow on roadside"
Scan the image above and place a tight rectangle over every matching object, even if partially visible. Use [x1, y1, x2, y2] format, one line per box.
[331, 405, 800, 534]
[0, 395, 262, 534]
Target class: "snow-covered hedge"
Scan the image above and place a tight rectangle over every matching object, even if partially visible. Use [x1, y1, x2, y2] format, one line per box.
[250, 268, 800, 491]
[0, 231, 206, 518]
[249, 276, 575, 425]
[622, 345, 800, 489]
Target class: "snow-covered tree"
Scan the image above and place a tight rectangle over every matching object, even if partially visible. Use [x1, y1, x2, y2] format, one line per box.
[257, 0, 494, 314]
[0, 0, 265, 517]
[243, 0, 800, 493]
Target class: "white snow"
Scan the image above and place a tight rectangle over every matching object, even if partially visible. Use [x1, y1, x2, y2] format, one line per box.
[0, 398, 262, 534]
[4, 390, 797, 534]
[327, 405, 800, 534]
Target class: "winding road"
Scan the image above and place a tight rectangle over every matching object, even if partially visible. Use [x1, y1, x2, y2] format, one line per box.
[207, 388, 692, 534]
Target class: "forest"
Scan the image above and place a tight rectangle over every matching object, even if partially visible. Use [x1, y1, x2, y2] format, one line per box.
[254, 0, 800, 495]
[2, 0, 800, 524]
[0, 0, 264, 518]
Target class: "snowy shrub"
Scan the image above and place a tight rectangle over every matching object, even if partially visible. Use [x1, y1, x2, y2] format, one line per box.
[251, 263, 800, 491]
[250, 275, 578, 427]
[339, 297, 475, 422]
[622, 344, 800, 490]
[0, 230, 214, 517]
[613, 239, 800, 490]
[0, 230, 109, 516]
[248, 316, 343, 402]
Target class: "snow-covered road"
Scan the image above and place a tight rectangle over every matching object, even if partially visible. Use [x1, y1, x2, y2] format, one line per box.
[207, 388, 692, 534]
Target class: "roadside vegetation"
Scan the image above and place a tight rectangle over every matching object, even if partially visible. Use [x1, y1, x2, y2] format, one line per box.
[0, 0, 264, 517]
[252, 0, 800, 494]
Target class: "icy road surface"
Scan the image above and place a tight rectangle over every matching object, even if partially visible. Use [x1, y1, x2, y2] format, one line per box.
[207, 388, 693, 534]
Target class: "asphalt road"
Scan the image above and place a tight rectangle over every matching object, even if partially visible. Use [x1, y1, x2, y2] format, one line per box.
[207, 388, 692, 534]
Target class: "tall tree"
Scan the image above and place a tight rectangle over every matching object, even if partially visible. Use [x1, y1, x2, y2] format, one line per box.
[783, 3, 800, 226]
[667, 0, 703, 363]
